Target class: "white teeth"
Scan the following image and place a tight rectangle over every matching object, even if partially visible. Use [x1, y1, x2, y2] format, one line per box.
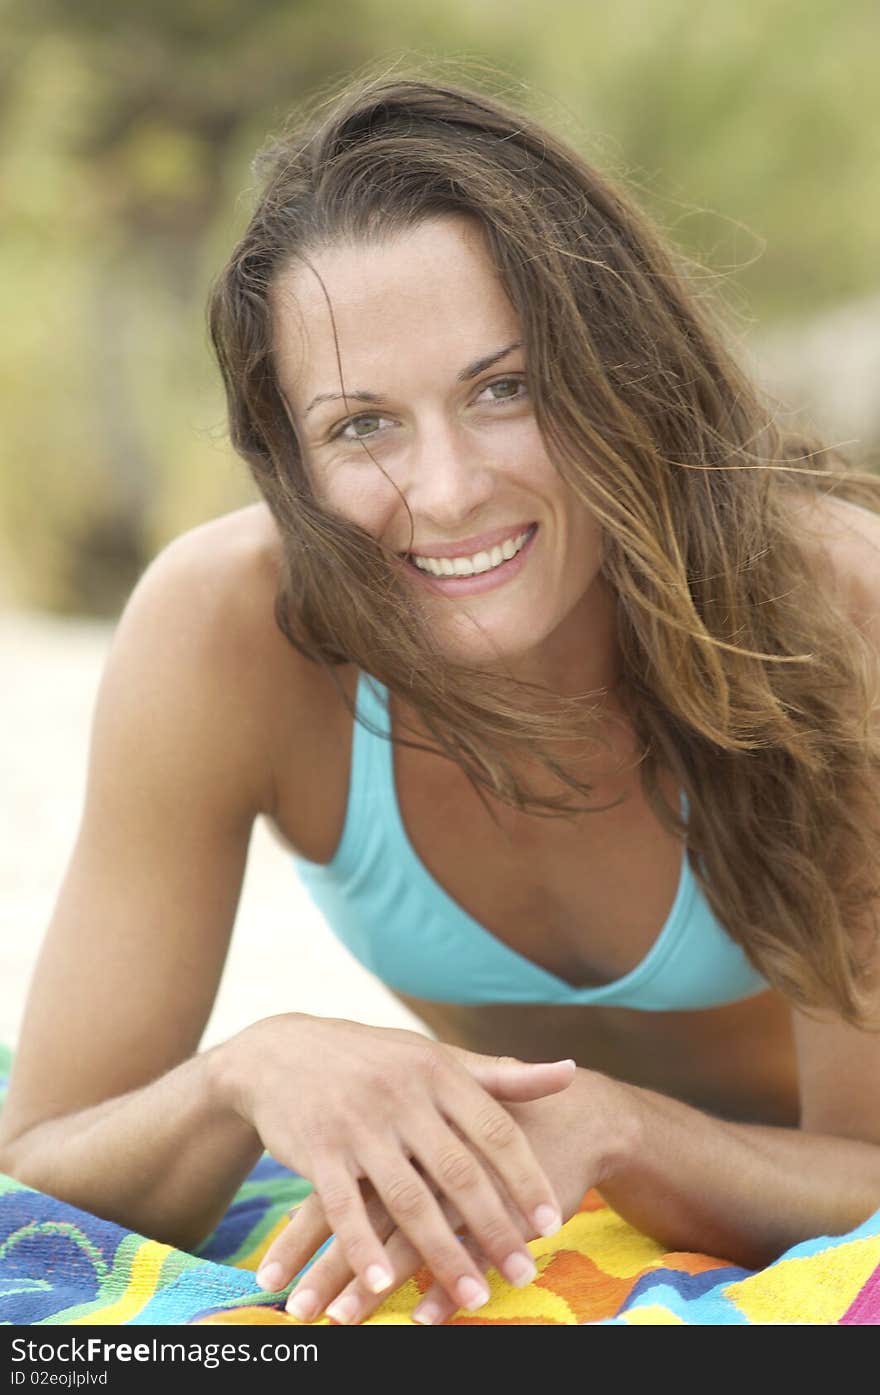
[411, 528, 531, 577]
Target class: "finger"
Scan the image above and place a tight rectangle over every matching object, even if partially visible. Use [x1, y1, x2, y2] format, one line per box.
[412, 1232, 492, 1326]
[286, 1181, 529, 1326]
[256, 1192, 334, 1295]
[285, 1190, 400, 1322]
[448, 1049, 577, 1102]
[306, 1208, 446, 1325]
[381, 1117, 538, 1303]
[435, 1066, 564, 1242]
[313, 1193, 472, 1326]
[288, 1153, 399, 1319]
[354, 1140, 496, 1315]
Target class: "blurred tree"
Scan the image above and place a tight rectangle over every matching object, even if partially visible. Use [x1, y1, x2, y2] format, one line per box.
[0, 0, 381, 612]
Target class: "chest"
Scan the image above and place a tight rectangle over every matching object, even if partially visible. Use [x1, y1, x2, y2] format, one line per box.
[390, 724, 687, 990]
[273, 666, 688, 992]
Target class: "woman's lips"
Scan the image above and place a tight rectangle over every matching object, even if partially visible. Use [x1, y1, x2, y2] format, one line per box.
[403, 523, 538, 597]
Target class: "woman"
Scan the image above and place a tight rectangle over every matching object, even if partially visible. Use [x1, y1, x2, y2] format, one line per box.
[3, 73, 880, 1329]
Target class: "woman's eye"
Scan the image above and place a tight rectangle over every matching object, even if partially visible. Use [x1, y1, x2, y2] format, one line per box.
[481, 376, 528, 404]
[332, 413, 391, 442]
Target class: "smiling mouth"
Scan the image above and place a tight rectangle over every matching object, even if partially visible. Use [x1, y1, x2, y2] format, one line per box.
[401, 523, 539, 590]
[403, 524, 538, 578]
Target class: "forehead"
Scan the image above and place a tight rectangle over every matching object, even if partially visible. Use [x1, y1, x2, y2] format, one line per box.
[270, 216, 521, 408]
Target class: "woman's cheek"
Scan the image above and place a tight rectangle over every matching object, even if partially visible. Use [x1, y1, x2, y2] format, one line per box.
[313, 462, 396, 533]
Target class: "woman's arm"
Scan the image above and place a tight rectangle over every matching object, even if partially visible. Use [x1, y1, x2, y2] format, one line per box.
[599, 978, 880, 1270]
[0, 1045, 264, 1254]
[599, 1080, 880, 1272]
[0, 523, 276, 1249]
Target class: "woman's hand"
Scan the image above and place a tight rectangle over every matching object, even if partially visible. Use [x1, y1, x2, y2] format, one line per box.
[219, 1013, 577, 1315]
[260, 1066, 630, 1324]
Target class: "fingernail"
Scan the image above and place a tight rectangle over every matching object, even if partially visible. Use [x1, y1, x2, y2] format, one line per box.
[256, 1262, 284, 1292]
[326, 1294, 360, 1325]
[412, 1300, 443, 1325]
[456, 1276, 489, 1311]
[501, 1251, 537, 1287]
[286, 1288, 320, 1321]
[533, 1204, 562, 1237]
[365, 1264, 392, 1294]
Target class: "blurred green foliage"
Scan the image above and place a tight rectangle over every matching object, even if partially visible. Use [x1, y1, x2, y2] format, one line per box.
[1, 0, 877, 614]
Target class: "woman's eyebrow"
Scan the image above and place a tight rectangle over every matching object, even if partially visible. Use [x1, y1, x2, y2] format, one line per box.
[303, 340, 523, 417]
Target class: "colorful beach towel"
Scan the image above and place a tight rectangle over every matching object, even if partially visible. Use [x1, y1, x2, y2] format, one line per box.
[1, 1044, 878, 1325]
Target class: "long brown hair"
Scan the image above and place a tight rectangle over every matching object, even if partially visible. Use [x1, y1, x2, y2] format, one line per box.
[208, 63, 880, 1027]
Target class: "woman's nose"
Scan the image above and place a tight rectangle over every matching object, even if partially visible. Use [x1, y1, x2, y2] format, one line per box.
[403, 419, 495, 529]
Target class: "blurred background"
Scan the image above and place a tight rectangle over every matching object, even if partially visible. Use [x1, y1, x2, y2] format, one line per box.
[2, 0, 878, 1049]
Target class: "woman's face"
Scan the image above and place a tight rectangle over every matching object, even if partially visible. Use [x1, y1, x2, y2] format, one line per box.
[271, 215, 613, 686]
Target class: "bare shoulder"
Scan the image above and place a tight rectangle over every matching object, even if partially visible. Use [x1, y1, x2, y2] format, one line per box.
[118, 502, 351, 828]
[782, 487, 880, 623]
[142, 502, 284, 653]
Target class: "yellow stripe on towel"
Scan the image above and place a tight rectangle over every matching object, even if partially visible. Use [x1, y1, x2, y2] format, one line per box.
[70, 1240, 170, 1325]
[727, 1235, 880, 1325]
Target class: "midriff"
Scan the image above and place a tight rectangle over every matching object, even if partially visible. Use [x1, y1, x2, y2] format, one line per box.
[392, 994, 799, 1126]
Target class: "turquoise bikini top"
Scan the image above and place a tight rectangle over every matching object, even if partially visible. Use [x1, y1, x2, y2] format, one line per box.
[292, 672, 768, 1009]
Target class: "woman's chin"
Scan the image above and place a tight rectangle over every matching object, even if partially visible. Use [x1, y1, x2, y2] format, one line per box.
[427, 615, 545, 671]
